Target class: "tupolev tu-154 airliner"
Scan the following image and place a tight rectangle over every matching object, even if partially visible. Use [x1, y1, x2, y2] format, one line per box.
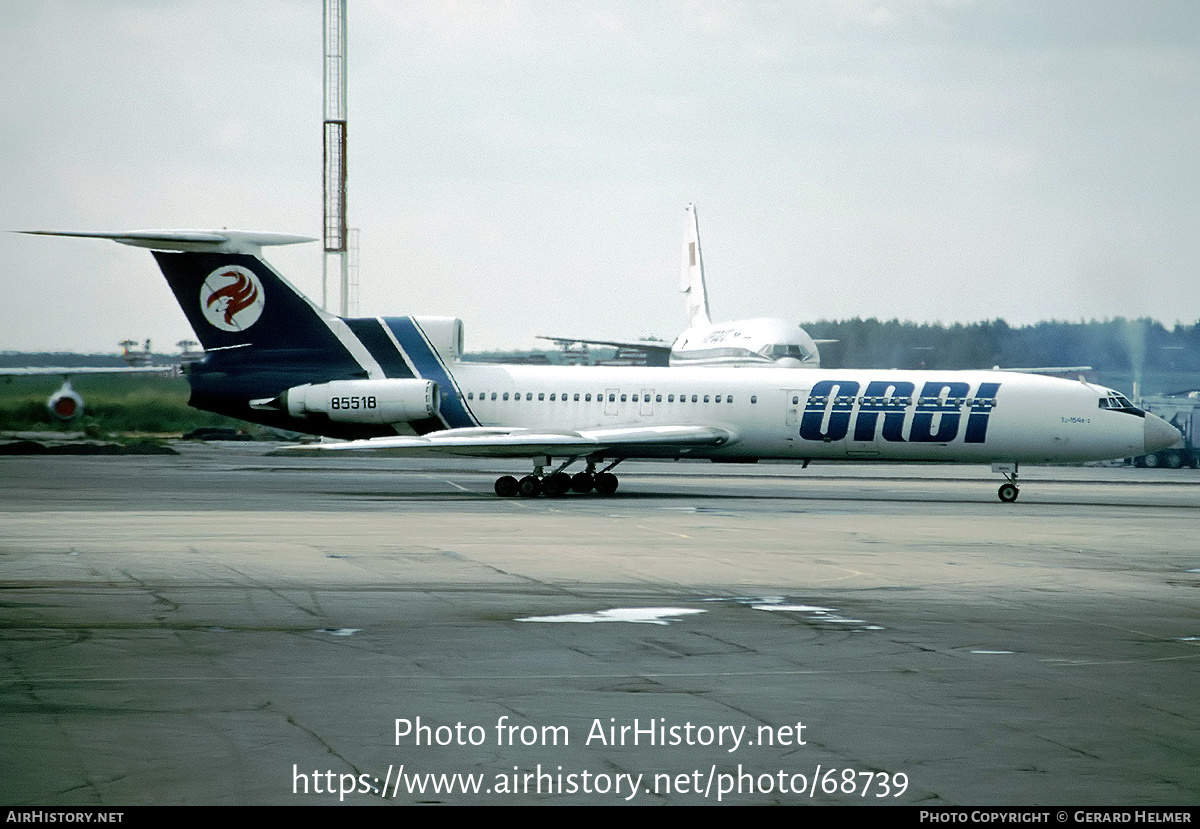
[25, 229, 1180, 502]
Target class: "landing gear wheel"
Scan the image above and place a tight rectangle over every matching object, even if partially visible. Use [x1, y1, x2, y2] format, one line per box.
[570, 472, 595, 494]
[494, 475, 519, 497]
[998, 483, 1019, 503]
[594, 472, 619, 495]
[1143, 452, 1161, 468]
[542, 472, 572, 497]
[517, 475, 542, 497]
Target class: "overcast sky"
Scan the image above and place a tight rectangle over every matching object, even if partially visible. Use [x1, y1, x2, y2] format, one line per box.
[2, 0, 1198, 354]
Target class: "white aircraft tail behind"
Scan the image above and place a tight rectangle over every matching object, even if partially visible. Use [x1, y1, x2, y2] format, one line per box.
[681, 203, 711, 327]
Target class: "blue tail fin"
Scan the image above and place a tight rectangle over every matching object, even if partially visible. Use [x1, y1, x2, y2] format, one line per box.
[43, 230, 361, 366]
[23, 230, 480, 438]
[24, 230, 380, 433]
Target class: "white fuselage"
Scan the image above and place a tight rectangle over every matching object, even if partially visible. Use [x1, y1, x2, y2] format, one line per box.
[443, 364, 1147, 464]
[669, 317, 821, 368]
[39, 229, 1167, 475]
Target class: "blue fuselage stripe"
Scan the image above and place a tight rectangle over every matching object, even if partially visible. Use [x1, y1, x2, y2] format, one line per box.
[344, 318, 415, 379]
[382, 317, 477, 428]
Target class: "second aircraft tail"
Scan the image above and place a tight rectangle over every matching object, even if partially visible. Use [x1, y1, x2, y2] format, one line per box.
[680, 203, 712, 327]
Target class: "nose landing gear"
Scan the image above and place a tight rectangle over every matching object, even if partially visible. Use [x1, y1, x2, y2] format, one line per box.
[993, 463, 1020, 503]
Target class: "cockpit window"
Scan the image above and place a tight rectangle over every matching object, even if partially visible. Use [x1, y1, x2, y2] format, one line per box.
[1098, 394, 1145, 417]
[757, 343, 811, 361]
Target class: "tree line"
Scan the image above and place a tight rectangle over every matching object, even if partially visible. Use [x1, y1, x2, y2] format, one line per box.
[803, 317, 1198, 376]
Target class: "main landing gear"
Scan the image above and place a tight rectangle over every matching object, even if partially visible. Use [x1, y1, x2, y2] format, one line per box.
[993, 462, 1020, 503]
[494, 458, 622, 498]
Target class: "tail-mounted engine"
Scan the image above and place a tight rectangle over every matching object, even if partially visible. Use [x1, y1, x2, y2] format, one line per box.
[260, 379, 440, 425]
[47, 381, 84, 420]
[410, 317, 464, 362]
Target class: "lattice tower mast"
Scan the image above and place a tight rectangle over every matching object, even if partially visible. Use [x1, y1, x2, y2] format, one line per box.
[323, 0, 350, 314]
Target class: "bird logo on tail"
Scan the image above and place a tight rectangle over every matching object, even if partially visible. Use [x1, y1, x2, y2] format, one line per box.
[199, 266, 265, 331]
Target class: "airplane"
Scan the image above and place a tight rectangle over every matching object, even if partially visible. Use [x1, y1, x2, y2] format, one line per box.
[540, 204, 828, 368]
[21, 229, 1180, 503]
[0, 358, 177, 420]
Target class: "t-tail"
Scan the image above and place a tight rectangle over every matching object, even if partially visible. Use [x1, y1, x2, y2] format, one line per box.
[23, 230, 467, 438]
[681, 203, 711, 327]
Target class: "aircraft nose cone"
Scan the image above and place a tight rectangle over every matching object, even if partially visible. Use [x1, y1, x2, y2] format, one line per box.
[1144, 412, 1182, 454]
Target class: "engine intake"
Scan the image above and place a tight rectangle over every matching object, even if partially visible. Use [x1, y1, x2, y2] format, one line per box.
[47, 381, 84, 420]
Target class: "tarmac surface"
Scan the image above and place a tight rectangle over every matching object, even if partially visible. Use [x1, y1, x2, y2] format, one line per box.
[1, 444, 1197, 805]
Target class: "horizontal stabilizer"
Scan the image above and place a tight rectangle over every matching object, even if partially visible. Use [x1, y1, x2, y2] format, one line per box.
[20, 230, 314, 255]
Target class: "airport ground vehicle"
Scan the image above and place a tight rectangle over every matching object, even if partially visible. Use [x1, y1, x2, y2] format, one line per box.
[1132, 392, 1198, 468]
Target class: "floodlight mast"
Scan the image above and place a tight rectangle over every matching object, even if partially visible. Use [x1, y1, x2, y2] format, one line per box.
[323, 0, 350, 315]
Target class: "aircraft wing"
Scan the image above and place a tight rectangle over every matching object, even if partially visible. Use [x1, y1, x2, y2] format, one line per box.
[0, 366, 177, 376]
[537, 335, 673, 357]
[286, 424, 736, 459]
[991, 366, 1093, 375]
